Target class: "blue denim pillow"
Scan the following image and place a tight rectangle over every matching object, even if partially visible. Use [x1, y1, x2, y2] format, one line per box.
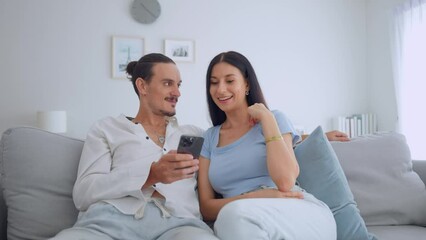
[294, 126, 376, 240]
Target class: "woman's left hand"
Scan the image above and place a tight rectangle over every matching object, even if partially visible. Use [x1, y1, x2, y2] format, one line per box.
[247, 103, 273, 125]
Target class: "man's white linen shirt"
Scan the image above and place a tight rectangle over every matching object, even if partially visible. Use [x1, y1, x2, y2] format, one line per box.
[73, 114, 204, 219]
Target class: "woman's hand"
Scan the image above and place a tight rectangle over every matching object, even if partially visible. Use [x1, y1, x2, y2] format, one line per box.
[244, 188, 304, 199]
[247, 103, 273, 125]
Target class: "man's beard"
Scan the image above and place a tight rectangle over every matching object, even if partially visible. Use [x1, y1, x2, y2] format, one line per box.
[160, 109, 176, 117]
[159, 96, 178, 117]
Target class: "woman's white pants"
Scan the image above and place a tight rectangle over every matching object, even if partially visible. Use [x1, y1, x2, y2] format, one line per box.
[214, 193, 336, 240]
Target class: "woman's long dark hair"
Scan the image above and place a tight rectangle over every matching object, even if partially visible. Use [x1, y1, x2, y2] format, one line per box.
[206, 51, 268, 126]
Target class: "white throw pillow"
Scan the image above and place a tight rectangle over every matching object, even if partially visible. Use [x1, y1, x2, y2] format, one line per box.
[331, 132, 426, 226]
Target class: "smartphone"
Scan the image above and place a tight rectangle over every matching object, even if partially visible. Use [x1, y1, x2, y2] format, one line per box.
[177, 135, 204, 159]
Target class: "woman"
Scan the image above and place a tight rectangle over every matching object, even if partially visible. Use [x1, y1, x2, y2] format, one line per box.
[198, 51, 337, 239]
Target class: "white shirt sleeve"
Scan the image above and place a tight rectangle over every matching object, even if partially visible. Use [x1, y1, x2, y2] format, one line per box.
[73, 121, 151, 211]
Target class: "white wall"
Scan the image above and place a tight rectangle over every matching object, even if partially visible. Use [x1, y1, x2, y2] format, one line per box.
[0, 0, 394, 139]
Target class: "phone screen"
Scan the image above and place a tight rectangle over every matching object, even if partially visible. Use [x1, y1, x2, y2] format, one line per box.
[177, 135, 204, 159]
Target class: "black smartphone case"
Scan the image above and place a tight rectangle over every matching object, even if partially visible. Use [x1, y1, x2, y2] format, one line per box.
[177, 135, 204, 159]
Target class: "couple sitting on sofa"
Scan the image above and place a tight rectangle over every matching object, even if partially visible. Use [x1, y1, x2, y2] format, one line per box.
[50, 52, 353, 240]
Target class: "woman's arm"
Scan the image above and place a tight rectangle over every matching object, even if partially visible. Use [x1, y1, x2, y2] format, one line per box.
[263, 122, 299, 192]
[198, 156, 233, 221]
[248, 104, 299, 192]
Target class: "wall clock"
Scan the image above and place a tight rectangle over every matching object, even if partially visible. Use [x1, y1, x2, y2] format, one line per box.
[130, 0, 161, 24]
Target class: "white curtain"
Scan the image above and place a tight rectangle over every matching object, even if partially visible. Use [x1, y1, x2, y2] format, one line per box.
[391, 0, 426, 160]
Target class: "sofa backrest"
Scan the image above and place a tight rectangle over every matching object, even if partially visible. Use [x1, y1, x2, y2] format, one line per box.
[0, 127, 84, 240]
[331, 132, 426, 226]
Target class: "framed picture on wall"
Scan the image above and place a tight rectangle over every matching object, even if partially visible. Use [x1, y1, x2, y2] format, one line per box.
[112, 36, 144, 79]
[164, 39, 195, 62]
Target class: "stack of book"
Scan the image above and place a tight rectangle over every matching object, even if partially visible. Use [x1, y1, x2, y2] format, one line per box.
[333, 113, 377, 138]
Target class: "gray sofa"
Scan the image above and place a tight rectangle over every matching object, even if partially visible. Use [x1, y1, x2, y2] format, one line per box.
[1, 126, 426, 240]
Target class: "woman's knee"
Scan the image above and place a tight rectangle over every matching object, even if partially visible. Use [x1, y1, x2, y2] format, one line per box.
[216, 200, 251, 225]
[214, 200, 268, 240]
[49, 227, 112, 240]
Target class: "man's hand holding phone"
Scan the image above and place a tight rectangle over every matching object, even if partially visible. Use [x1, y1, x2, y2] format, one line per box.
[150, 151, 199, 184]
[147, 135, 204, 185]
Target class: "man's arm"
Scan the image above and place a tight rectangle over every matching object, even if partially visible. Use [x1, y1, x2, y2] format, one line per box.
[73, 123, 152, 211]
[302, 130, 350, 142]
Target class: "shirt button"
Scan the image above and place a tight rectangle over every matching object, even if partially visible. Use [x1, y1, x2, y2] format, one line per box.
[146, 136, 149, 140]
[163, 148, 166, 151]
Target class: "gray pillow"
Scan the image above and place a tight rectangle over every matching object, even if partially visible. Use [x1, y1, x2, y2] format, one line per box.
[331, 132, 426, 226]
[0, 127, 83, 240]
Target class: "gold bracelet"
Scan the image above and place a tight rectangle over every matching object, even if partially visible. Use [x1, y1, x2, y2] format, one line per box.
[265, 135, 283, 144]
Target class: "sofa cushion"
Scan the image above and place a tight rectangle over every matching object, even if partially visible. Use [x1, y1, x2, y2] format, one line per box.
[331, 132, 426, 226]
[294, 126, 376, 240]
[367, 225, 426, 240]
[0, 127, 83, 240]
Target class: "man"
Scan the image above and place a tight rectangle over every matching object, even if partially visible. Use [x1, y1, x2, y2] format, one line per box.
[50, 53, 218, 240]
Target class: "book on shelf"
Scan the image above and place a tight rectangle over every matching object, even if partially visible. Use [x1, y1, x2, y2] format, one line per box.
[333, 113, 377, 138]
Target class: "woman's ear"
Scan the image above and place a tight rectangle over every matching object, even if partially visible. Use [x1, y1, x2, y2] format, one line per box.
[136, 77, 148, 96]
[245, 81, 250, 94]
